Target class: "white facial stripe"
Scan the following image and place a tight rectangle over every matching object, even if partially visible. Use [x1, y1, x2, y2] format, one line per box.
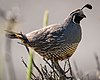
[72, 14, 76, 24]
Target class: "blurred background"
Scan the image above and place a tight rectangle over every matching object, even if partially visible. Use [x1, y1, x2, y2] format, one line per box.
[0, 0, 100, 80]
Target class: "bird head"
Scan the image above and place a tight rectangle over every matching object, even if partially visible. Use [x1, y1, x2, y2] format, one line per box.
[70, 4, 92, 24]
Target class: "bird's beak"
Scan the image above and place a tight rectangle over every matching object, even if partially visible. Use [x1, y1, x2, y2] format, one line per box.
[81, 14, 86, 18]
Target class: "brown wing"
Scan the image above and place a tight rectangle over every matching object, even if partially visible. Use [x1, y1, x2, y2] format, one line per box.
[25, 24, 79, 60]
[26, 24, 66, 52]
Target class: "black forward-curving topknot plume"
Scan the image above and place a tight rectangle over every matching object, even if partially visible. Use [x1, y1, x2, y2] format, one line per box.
[81, 4, 92, 10]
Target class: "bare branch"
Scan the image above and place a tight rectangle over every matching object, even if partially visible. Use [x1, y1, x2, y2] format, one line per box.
[64, 60, 67, 71]
[67, 59, 73, 80]
[32, 59, 44, 80]
[43, 58, 59, 77]
[21, 57, 36, 78]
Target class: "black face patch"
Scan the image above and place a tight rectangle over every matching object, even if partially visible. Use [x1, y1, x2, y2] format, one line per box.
[73, 13, 84, 24]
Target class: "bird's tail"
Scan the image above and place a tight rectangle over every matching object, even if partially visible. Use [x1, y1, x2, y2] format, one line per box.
[6, 30, 23, 39]
[6, 30, 29, 44]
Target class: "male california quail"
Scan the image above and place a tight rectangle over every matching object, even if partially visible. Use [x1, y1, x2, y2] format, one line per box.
[6, 4, 92, 61]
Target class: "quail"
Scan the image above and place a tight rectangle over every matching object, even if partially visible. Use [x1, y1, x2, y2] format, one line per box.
[6, 4, 92, 61]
